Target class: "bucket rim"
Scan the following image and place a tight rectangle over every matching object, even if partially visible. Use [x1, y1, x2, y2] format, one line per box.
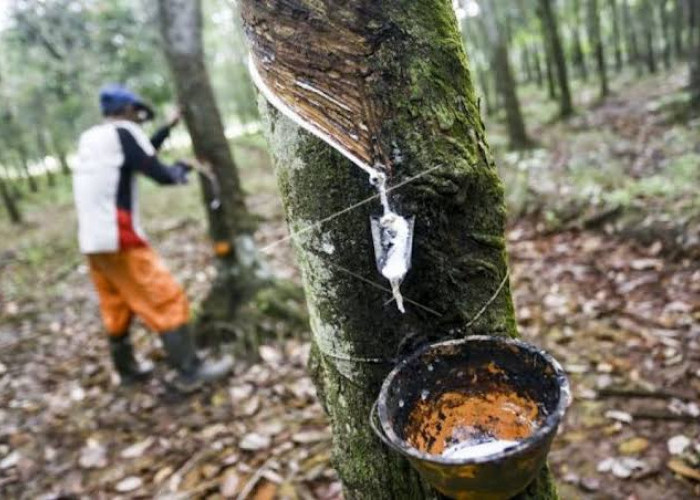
[376, 335, 571, 466]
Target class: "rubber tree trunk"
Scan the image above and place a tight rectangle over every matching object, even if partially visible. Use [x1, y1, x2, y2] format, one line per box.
[532, 44, 545, 87]
[544, 41, 558, 99]
[608, 0, 624, 71]
[57, 150, 70, 176]
[0, 176, 21, 224]
[659, 0, 673, 69]
[481, 0, 531, 149]
[588, 0, 609, 99]
[20, 153, 38, 193]
[158, 0, 268, 340]
[640, 0, 658, 73]
[572, 0, 589, 81]
[538, 0, 574, 117]
[691, 0, 700, 110]
[36, 130, 56, 188]
[674, 0, 686, 59]
[522, 47, 534, 83]
[623, 0, 643, 74]
[241, 0, 560, 498]
[478, 70, 495, 117]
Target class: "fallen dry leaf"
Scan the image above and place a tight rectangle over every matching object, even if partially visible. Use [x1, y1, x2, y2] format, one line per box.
[240, 433, 271, 451]
[668, 435, 691, 456]
[79, 440, 107, 469]
[667, 459, 700, 482]
[115, 476, 143, 492]
[220, 467, 240, 498]
[121, 437, 154, 459]
[619, 437, 650, 455]
[292, 429, 330, 444]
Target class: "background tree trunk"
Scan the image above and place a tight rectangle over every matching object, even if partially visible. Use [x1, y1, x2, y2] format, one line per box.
[481, 0, 531, 149]
[20, 153, 38, 193]
[158, 0, 269, 342]
[532, 43, 544, 87]
[640, 0, 658, 73]
[0, 176, 21, 225]
[659, 0, 673, 69]
[674, 0, 686, 59]
[588, 0, 609, 99]
[609, 0, 624, 71]
[691, 0, 700, 110]
[242, 0, 560, 498]
[538, 0, 574, 117]
[623, 0, 642, 74]
[544, 41, 559, 99]
[572, 0, 589, 81]
[522, 47, 534, 84]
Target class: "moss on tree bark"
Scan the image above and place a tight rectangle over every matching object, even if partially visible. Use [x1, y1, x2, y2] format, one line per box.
[246, 0, 560, 497]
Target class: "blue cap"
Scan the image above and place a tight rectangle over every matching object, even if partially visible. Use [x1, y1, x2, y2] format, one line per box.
[99, 84, 154, 121]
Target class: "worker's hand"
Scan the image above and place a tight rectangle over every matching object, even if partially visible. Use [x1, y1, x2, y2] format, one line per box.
[166, 108, 182, 128]
[174, 160, 193, 172]
[173, 161, 192, 184]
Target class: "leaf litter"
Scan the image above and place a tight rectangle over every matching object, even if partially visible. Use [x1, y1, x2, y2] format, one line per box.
[0, 69, 698, 499]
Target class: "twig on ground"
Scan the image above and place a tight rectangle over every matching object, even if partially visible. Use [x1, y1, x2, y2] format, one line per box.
[630, 410, 699, 422]
[597, 387, 695, 401]
[156, 447, 219, 497]
[237, 458, 273, 500]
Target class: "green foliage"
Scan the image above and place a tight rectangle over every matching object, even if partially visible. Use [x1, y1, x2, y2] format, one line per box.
[0, 0, 174, 162]
[0, 0, 258, 177]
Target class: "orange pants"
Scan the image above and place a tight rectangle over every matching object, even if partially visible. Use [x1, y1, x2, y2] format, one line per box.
[87, 247, 189, 336]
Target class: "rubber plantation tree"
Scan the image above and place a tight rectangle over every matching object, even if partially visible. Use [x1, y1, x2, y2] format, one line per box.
[623, 0, 642, 73]
[691, 0, 700, 110]
[480, 0, 531, 149]
[571, 0, 590, 82]
[0, 176, 21, 225]
[659, 0, 673, 70]
[538, 0, 574, 117]
[640, 0, 658, 74]
[157, 0, 273, 344]
[673, 0, 686, 59]
[608, 0, 624, 72]
[241, 0, 560, 498]
[588, 0, 609, 99]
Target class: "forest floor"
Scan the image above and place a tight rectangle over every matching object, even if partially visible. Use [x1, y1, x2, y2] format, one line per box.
[1, 67, 699, 499]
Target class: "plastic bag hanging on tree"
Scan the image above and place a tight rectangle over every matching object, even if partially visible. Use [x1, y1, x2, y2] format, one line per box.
[371, 214, 415, 313]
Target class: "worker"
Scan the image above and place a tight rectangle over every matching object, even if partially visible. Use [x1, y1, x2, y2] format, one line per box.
[73, 84, 231, 392]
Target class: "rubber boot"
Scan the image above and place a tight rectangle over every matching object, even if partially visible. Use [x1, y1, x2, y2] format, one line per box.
[161, 325, 232, 393]
[109, 334, 152, 385]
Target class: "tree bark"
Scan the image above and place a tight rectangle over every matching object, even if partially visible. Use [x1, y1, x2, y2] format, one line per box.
[691, 0, 700, 110]
[623, 0, 642, 73]
[532, 43, 545, 87]
[538, 0, 574, 117]
[57, 150, 70, 176]
[522, 46, 533, 84]
[659, 0, 673, 69]
[20, 154, 38, 193]
[158, 0, 268, 341]
[588, 0, 609, 99]
[640, 1, 658, 73]
[608, 0, 624, 71]
[481, 0, 531, 149]
[0, 176, 21, 225]
[674, 0, 686, 59]
[572, 0, 589, 81]
[241, 0, 560, 498]
[544, 41, 558, 99]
